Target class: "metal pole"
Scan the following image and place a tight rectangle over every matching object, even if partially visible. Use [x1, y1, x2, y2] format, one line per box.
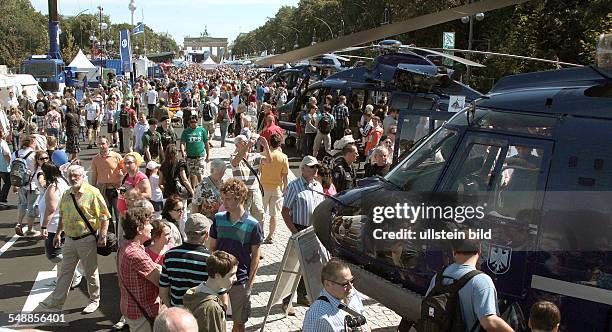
[466, 0, 474, 83]
[142, 8, 146, 57]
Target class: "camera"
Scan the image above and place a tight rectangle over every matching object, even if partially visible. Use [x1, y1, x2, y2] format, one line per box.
[118, 186, 127, 195]
[345, 314, 367, 329]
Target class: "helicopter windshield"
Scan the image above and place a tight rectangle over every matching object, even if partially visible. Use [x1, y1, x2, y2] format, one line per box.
[385, 127, 459, 191]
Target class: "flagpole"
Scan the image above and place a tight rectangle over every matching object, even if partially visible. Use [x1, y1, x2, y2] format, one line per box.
[142, 8, 146, 58]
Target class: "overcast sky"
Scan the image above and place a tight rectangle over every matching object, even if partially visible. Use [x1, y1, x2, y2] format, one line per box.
[30, 0, 299, 46]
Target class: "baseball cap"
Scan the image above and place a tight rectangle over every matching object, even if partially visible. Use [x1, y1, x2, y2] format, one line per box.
[146, 160, 161, 170]
[184, 213, 212, 234]
[301, 155, 319, 167]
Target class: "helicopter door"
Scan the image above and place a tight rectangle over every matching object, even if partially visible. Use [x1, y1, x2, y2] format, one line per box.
[292, 75, 312, 115]
[394, 96, 454, 161]
[439, 132, 553, 299]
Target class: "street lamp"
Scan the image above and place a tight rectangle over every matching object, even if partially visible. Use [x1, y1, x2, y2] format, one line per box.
[311, 27, 317, 46]
[287, 26, 300, 49]
[461, 2, 485, 82]
[382, 7, 390, 25]
[128, 0, 137, 27]
[311, 16, 333, 39]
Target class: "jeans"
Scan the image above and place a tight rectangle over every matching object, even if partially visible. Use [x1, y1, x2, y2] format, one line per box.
[121, 127, 134, 153]
[47, 128, 60, 140]
[219, 121, 229, 147]
[304, 132, 317, 157]
[0, 172, 10, 202]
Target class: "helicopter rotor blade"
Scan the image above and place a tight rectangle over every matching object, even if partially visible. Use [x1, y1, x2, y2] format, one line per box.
[403, 46, 486, 67]
[338, 54, 375, 60]
[428, 48, 584, 67]
[255, 0, 530, 66]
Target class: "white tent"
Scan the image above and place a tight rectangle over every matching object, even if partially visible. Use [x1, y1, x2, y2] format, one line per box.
[201, 56, 218, 70]
[68, 49, 99, 82]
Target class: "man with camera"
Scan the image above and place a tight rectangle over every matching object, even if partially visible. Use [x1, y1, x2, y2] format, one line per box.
[303, 259, 369, 332]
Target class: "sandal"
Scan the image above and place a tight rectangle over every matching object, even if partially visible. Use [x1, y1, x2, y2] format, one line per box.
[263, 238, 274, 244]
[14, 224, 24, 236]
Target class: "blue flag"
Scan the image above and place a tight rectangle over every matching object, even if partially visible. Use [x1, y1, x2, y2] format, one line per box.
[133, 23, 145, 35]
[119, 30, 132, 73]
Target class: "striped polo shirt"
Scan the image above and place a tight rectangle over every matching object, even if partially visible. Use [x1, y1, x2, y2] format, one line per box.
[210, 211, 263, 285]
[282, 177, 326, 227]
[159, 243, 210, 306]
[231, 152, 262, 190]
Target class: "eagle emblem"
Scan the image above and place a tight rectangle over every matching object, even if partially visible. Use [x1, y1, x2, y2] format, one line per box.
[487, 244, 512, 275]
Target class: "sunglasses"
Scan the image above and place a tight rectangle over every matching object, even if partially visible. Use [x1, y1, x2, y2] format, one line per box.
[328, 277, 355, 288]
[38, 157, 49, 161]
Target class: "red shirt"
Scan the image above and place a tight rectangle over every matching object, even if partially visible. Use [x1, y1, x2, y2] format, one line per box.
[260, 123, 284, 145]
[118, 241, 161, 320]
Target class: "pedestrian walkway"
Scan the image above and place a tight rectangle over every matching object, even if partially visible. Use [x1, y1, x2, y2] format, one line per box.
[208, 131, 400, 331]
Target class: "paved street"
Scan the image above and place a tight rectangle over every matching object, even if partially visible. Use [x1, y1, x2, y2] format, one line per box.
[0, 127, 401, 331]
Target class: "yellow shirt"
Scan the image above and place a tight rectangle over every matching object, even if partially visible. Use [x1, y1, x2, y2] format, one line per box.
[260, 149, 289, 192]
[60, 182, 111, 237]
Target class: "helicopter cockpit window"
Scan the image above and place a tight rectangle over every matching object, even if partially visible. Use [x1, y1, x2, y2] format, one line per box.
[494, 145, 544, 218]
[473, 109, 556, 137]
[386, 128, 459, 191]
[390, 94, 411, 110]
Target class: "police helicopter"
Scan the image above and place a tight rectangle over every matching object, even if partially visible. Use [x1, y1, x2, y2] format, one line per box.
[254, 0, 611, 330]
[310, 35, 612, 331]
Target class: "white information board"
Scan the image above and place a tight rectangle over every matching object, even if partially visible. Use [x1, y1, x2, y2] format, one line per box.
[260, 227, 329, 332]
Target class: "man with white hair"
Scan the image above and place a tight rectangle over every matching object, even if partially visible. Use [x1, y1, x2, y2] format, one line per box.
[39, 164, 111, 314]
[231, 134, 268, 226]
[153, 307, 198, 332]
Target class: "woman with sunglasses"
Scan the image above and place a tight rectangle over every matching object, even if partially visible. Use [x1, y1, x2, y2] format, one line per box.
[160, 195, 184, 246]
[33, 150, 50, 192]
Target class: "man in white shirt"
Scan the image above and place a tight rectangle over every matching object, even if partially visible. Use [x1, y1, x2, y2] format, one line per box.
[146, 86, 159, 118]
[85, 97, 101, 149]
[11, 136, 40, 237]
[3, 90, 19, 110]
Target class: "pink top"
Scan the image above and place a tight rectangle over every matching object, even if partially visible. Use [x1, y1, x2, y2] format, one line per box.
[145, 245, 169, 265]
[324, 183, 337, 196]
[117, 172, 148, 213]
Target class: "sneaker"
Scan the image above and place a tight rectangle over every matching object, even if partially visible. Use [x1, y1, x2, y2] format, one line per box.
[82, 301, 99, 314]
[87, 145, 92, 149]
[71, 275, 82, 289]
[38, 301, 61, 312]
[282, 302, 296, 316]
[14, 224, 24, 236]
[263, 238, 274, 244]
[113, 316, 127, 330]
[25, 229, 41, 237]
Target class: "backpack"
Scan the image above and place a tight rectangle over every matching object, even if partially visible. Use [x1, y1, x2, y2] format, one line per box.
[216, 107, 227, 123]
[202, 103, 213, 121]
[10, 151, 33, 187]
[414, 267, 482, 332]
[318, 113, 332, 134]
[119, 109, 132, 128]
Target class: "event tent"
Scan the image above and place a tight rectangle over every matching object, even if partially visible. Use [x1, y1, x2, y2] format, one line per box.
[67, 50, 99, 81]
[201, 57, 218, 70]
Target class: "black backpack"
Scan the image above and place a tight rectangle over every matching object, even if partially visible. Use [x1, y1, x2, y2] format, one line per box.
[119, 109, 132, 127]
[414, 267, 482, 332]
[318, 113, 332, 134]
[201, 103, 213, 121]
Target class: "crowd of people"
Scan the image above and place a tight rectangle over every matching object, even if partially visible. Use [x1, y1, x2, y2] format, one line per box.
[0, 62, 563, 332]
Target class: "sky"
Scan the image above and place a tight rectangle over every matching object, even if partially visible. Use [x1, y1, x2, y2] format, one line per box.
[30, 0, 299, 47]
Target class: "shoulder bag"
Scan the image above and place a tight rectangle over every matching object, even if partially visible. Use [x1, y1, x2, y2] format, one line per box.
[70, 192, 118, 256]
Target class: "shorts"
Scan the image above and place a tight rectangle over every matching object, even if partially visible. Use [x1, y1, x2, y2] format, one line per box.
[45, 232, 64, 263]
[186, 156, 208, 177]
[17, 187, 40, 218]
[262, 188, 283, 218]
[228, 283, 251, 324]
[86, 120, 99, 129]
[66, 132, 80, 154]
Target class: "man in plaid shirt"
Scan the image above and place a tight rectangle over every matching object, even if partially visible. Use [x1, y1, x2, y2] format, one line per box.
[331, 95, 350, 143]
[118, 208, 162, 332]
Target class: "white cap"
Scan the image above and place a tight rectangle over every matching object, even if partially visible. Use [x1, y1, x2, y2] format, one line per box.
[146, 160, 161, 170]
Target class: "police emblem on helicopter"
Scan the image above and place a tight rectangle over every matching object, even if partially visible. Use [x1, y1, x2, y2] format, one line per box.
[487, 244, 512, 275]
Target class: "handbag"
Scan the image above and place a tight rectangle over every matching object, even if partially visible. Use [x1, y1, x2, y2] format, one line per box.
[174, 162, 191, 200]
[70, 192, 118, 256]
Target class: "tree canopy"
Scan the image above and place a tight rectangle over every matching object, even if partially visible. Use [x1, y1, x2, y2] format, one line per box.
[232, 0, 612, 91]
[0, 0, 180, 70]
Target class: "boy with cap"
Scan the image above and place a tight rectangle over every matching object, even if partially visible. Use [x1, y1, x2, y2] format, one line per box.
[160, 213, 212, 307]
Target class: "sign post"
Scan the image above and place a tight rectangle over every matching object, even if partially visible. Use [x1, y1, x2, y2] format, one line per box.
[443, 32, 455, 67]
[260, 227, 329, 332]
